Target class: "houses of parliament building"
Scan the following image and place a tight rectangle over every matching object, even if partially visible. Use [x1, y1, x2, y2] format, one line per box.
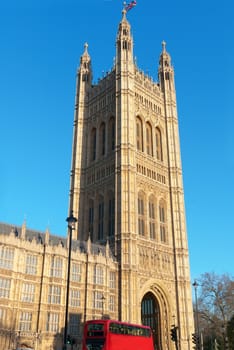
[0, 8, 195, 350]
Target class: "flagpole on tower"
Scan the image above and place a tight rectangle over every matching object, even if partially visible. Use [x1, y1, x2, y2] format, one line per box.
[124, 0, 137, 13]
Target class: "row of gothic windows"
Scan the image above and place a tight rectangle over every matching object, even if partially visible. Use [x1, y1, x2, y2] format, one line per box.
[93, 266, 116, 288]
[90, 118, 115, 162]
[89, 117, 164, 163]
[88, 194, 167, 243]
[136, 117, 163, 161]
[88, 195, 115, 241]
[138, 194, 167, 243]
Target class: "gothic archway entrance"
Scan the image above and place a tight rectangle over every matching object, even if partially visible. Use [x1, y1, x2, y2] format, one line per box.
[141, 292, 161, 350]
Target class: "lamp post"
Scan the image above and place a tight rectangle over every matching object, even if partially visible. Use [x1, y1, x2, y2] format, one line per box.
[63, 211, 77, 350]
[193, 280, 200, 350]
[101, 294, 105, 318]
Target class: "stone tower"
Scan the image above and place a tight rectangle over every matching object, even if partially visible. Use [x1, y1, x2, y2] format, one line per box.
[69, 9, 194, 350]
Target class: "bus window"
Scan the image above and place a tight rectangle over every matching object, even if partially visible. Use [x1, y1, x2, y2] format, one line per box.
[82, 320, 154, 350]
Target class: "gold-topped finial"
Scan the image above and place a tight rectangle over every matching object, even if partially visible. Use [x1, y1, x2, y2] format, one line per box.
[122, 2, 127, 17]
[84, 42, 88, 52]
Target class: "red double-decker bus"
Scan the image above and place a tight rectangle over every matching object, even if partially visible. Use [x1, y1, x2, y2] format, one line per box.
[82, 319, 154, 350]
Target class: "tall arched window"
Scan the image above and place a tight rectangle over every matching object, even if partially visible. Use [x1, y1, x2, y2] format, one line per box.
[155, 127, 163, 161]
[98, 196, 104, 240]
[108, 192, 115, 238]
[108, 117, 115, 153]
[99, 123, 106, 157]
[91, 128, 97, 161]
[141, 293, 161, 350]
[88, 199, 94, 241]
[136, 117, 143, 151]
[159, 200, 166, 242]
[149, 196, 156, 239]
[146, 122, 153, 156]
[138, 192, 145, 236]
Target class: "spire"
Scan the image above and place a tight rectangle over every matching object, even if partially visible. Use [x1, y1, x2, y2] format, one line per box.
[122, 7, 127, 20]
[21, 220, 26, 240]
[80, 42, 90, 65]
[116, 5, 134, 67]
[118, 6, 131, 34]
[82, 42, 89, 59]
[158, 40, 174, 92]
[45, 227, 50, 245]
[78, 42, 92, 84]
[159, 40, 172, 67]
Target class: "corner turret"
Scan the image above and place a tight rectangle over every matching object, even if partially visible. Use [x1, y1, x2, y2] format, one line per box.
[158, 41, 175, 93]
[68, 43, 92, 229]
[78, 42, 92, 85]
[116, 9, 134, 69]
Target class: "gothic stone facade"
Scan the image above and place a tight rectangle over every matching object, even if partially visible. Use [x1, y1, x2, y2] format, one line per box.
[0, 223, 118, 350]
[0, 10, 194, 350]
[69, 9, 194, 350]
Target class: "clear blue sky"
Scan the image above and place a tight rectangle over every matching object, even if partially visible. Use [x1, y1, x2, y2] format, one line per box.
[1, 0, 233, 282]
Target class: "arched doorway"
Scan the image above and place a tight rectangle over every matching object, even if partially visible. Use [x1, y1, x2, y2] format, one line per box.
[141, 292, 161, 350]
